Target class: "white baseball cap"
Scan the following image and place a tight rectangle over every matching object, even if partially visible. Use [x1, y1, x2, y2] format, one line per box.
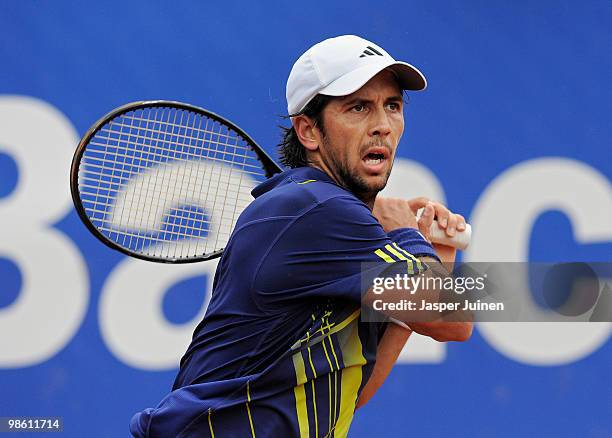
[286, 35, 427, 115]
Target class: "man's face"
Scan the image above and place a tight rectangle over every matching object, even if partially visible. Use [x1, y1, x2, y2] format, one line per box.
[317, 70, 404, 200]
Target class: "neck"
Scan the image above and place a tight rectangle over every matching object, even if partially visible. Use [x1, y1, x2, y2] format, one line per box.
[307, 160, 377, 210]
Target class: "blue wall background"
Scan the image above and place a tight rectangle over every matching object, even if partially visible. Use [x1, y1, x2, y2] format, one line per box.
[0, 1, 610, 437]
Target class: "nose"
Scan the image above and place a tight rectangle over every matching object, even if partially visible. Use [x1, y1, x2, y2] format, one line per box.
[368, 106, 392, 137]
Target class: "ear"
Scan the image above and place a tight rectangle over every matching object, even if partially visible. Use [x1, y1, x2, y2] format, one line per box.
[292, 115, 320, 152]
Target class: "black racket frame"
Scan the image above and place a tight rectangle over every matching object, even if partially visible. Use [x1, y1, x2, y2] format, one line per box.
[70, 100, 282, 263]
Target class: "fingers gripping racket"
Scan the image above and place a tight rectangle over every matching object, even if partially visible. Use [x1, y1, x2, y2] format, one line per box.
[71, 100, 470, 263]
[417, 210, 472, 251]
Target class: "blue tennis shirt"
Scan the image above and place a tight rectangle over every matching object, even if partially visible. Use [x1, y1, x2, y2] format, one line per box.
[130, 166, 438, 437]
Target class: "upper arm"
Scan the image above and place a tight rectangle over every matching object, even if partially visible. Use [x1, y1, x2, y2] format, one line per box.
[252, 195, 437, 309]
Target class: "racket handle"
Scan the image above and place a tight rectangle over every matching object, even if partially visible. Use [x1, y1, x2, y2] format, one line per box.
[429, 222, 471, 250]
[415, 208, 471, 250]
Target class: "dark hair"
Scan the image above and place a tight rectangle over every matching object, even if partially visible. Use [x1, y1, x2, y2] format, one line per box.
[278, 94, 334, 168]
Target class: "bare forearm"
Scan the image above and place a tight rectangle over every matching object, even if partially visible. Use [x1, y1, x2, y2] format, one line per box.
[407, 320, 473, 342]
[356, 323, 412, 409]
[407, 256, 473, 342]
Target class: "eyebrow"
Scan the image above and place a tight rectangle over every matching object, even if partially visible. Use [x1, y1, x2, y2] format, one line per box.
[341, 95, 404, 107]
[386, 95, 404, 103]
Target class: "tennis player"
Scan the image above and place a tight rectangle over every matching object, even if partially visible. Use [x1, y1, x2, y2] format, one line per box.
[130, 35, 472, 438]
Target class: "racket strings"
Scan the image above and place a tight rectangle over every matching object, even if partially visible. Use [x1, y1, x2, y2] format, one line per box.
[79, 178, 254, 204]
[78, 106, 266, 260]
[107, 116, 248, 146]
[85, 140, 265, 172]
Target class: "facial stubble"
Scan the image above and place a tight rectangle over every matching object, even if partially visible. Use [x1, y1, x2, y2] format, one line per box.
[321, 135, 393, 206]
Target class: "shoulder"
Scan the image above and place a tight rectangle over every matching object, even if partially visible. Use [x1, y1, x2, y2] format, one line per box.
[240, 168, 372, 225]
[262, 171, 356, 206]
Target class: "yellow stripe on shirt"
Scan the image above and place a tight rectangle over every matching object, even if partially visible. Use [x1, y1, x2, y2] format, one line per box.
[292, 351, 310, 438]
[325, 315, 341, 429]
[320, 317, 335, 435]
[305, 328, 319, 438]
[245, 381, 256, 438]
[384, 243, 408, 261]
[374, 248, 395, 263]
[334, 315, 366, 437]
[207, 408, 215, 438]
[392, 242, 425, 271]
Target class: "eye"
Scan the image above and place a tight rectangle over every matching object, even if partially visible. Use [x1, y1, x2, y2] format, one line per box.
[351, 103, 366, 113]
[386, 102, 401, 111]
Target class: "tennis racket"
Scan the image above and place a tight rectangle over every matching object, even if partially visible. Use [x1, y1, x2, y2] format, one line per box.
[71, 100, 470, 263]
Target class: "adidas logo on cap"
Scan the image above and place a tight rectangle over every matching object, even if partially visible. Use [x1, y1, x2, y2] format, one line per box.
[359, 45, 385, 58]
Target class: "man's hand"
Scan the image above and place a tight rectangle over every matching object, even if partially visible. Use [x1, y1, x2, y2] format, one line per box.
[372, 196, 467, 264]
[407, 197, 467, 264]
[371, 197, 419, 231]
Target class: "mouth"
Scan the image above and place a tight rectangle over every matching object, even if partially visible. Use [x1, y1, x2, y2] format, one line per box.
[361, 146, 390, 173]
